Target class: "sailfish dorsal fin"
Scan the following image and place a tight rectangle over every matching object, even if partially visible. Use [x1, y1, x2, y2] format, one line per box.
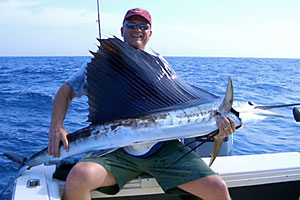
[86, 37, 218, 124]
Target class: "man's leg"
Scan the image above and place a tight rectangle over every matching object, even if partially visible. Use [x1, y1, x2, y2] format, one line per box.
[63, 162, 117, 200]
[178, 175, 231, 200]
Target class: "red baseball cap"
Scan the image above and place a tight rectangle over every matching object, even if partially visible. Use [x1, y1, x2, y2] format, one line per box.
[123, 8, 152, 26]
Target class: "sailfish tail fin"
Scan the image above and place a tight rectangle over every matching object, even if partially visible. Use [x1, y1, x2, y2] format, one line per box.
[3, 152, 27, 168]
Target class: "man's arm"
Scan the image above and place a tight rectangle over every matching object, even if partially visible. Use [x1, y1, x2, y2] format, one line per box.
[48, 83, 76, 158]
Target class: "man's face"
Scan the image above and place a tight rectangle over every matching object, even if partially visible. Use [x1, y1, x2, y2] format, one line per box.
[121, 16, 152, 50]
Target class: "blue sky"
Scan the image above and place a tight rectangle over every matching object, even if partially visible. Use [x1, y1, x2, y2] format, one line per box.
[1, 0, 300, 58]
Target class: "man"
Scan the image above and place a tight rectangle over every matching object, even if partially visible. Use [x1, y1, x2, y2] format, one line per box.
[48, 8, 236, 200]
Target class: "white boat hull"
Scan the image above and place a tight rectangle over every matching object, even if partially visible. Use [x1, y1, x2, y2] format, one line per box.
[11, 152, 300, 200]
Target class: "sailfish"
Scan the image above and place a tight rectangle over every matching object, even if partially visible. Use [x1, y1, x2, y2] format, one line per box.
[4, 37, 300, 177]
[86, 37, 239, 166]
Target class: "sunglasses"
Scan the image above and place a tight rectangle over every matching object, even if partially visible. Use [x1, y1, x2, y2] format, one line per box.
[126, 22, 150, 30]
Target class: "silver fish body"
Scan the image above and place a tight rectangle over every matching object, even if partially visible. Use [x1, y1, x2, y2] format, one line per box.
[25, 96, 241, 168]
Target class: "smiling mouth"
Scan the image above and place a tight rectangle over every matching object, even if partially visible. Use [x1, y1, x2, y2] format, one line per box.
[131, 34, 142, 39]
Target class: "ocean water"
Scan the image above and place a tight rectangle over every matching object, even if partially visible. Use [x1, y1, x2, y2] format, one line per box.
[0, 56, 300, 198]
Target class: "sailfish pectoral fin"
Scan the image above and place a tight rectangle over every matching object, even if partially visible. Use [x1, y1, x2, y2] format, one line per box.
[209, 137, 224, 167]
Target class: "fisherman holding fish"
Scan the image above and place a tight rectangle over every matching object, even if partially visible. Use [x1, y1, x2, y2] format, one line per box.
[48, 8, 236, 200]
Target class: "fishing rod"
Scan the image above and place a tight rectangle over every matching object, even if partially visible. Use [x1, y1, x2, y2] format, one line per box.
[96, 0, 101, 40]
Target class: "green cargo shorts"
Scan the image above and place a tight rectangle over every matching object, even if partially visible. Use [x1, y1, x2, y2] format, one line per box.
[80, 140, 216, 195]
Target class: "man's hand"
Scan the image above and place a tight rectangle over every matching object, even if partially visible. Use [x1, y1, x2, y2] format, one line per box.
[48, 126, 69, 158]
[216, 116, 236, 138]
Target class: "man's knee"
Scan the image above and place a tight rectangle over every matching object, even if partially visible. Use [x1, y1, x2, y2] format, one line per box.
[203, 176, 230, 199]
[67, 162, 93, 183]
[63, 162, 111, 200]
[65, 161, 117, 190]
[213, 178, 229, 195]
[178, 175, 230, 200]
[64, 162, 94, 191]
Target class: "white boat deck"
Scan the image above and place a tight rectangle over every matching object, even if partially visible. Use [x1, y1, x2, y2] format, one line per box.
[12, 152, 300, 199]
